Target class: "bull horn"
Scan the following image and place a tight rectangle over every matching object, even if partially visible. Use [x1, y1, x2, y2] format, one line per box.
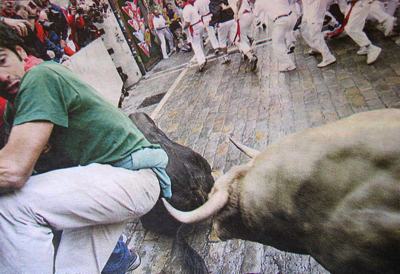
[162, 190, 229, 224]
[229, 137, 260, 158]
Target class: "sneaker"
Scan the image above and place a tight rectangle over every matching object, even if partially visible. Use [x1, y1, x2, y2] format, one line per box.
[287, 44, 295, 54]
[308, 49, 319, 56]
[249, 55, 258, 71]
[357, 46, 368, 55]
[383, 16, 396, 37]
[279, 64, 296, 72]
[126, 250, 141, 272]
[198, 60, 207, 72]
[222, 55, 231, 64]
[367, 45, 381, 64]
[317, 54, 336, 68]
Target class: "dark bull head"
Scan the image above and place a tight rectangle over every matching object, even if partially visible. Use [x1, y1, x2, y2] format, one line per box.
[162, 109, 400, 274]
[129, 112, 214, 236]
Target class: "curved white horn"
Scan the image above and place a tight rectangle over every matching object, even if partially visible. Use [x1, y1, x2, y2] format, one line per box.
[162, 190, 229, 224]
[229, 137, 260, 158]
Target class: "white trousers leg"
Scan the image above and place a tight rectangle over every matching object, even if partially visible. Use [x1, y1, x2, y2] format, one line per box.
[301, 0, 332, 57]
[369, 1, 391, 23]
[234, 13, 254, 56]
[191, 25, 206, 65]
[344, 0, 372, 47]
[286, 12, 298, 47]
[218, 20, 235, 49]
[386, 0, 399, 16]
[273, 17, 296, 70]
[156, 30, 168, 58]
[164, 29, 175, 51]
[0, 164, 160, 274]
[206, 24, 220, 49]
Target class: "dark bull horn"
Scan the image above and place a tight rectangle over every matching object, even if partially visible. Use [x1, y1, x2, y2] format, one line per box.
[229, 137, 260, 158]
[162, 189, 229, 224]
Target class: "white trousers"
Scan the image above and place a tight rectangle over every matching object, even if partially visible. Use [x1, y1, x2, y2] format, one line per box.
[0, 164, 160, 274]
[386, 0, 399, 16]
[345, 0, 374, 47]
[218, 19, 236, 49]
[156, 28, 174, 58]
[203, 14, 220, 49]
[369, 1, 392, 23]
[191, 24, 206, 65]
[302, 0, 332, 57]
[273, 17, 296, 70]
[235, 13, 255, 55]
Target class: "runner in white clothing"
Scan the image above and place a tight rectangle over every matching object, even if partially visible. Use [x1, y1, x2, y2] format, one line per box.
[181, 0, 207, 71]
[194, 0, 220, 52]
[152, 9, 175, 59]
[231, 0, 258, 71]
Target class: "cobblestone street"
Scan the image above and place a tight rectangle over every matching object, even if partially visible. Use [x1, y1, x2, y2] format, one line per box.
[122, 26, 400, 274]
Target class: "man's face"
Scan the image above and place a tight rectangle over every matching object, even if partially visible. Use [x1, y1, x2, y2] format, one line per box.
[0, 47, 27, 100]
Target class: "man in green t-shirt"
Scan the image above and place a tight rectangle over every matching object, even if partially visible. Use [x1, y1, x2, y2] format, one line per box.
[0, 23, 169, 273]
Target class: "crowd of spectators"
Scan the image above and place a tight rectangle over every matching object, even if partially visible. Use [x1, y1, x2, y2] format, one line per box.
[0, 0, 109, 63]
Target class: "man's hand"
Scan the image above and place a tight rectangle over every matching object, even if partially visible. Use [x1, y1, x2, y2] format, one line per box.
[0, 122, 53, 193]
[3, 18, 32, 37]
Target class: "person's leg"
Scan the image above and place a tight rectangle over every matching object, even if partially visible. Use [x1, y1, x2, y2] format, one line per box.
[236, 13, 254, 58]
[345, 0, 381, 64]
[273, 17, 296, 71]
[302, 0, 335, 66]
[369, 1, 396, 36]
[165, 29, 175, 52]
[191, 26, 206, 66]
[207, 24, 220, 50]
[0, 164, 160, 273]
[157, 31, 168, 59]
[218, 21, 232, 63]
[386, 0, 399, 16]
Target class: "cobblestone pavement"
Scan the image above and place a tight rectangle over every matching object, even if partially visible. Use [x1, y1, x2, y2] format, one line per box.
[123, 26, 400, 273]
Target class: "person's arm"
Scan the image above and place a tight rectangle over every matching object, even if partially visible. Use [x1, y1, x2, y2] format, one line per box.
[0, 122, 53, 193]
[0, 17, 32, 37]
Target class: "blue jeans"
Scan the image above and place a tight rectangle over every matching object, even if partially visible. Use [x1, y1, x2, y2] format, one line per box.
[102, 237, 132, 274]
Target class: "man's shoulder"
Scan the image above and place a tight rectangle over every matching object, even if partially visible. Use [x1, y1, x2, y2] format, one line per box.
[23, 61, 66, 81]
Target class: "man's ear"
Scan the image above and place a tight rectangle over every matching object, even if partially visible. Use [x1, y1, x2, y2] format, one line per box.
[15, 45, 28, 60]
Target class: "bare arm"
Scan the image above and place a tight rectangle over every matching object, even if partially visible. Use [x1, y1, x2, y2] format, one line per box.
[0, 122, 53, 193]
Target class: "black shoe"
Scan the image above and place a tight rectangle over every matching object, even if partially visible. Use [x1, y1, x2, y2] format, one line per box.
[126, 250, 141, 272]
[198, 60, 207, 72]
[249, 55, 258, 71]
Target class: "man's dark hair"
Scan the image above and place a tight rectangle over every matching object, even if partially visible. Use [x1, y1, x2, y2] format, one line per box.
[0, 22, 37, 60]
[0, 22, 25, 60]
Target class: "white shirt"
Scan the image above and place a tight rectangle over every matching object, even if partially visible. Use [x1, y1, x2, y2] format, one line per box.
[152, 15, 167, 30]
[194, 0, 211, 16]
[182, 4, 202, 25]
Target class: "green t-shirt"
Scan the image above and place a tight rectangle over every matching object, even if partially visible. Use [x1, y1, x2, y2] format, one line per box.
[6, 61, 158, 172]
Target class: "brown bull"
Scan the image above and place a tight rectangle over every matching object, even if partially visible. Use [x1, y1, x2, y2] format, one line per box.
[162, 109, 400, 274]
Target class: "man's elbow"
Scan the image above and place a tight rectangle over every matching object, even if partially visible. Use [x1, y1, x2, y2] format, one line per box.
[0, 167, 29, 192]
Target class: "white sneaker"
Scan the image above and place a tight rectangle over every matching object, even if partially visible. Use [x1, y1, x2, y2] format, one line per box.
[317, 54, 336, 68]
[357, 46, 368, 55]
[367, 45, 381, 65]
[279, 64, 296, 72]
[222, 55, 231, 64]
[383, 16, 396, 37]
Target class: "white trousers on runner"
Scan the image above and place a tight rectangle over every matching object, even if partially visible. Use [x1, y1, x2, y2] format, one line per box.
[273, 17, 296, 70]
[0, 164, 160, 274]
[369, 1, 392, 23]
[302, 0, 332, 57]
[235, 13, 255, 55]
[344, 0, 374, 47]
[191, 24, 206, 65]
[218, 19, 236, 49]
[203, 14, 220, 50]
[156, 28, 174, 59]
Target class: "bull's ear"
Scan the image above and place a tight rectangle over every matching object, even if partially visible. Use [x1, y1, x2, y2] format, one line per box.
[229, 137, 260, 158]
